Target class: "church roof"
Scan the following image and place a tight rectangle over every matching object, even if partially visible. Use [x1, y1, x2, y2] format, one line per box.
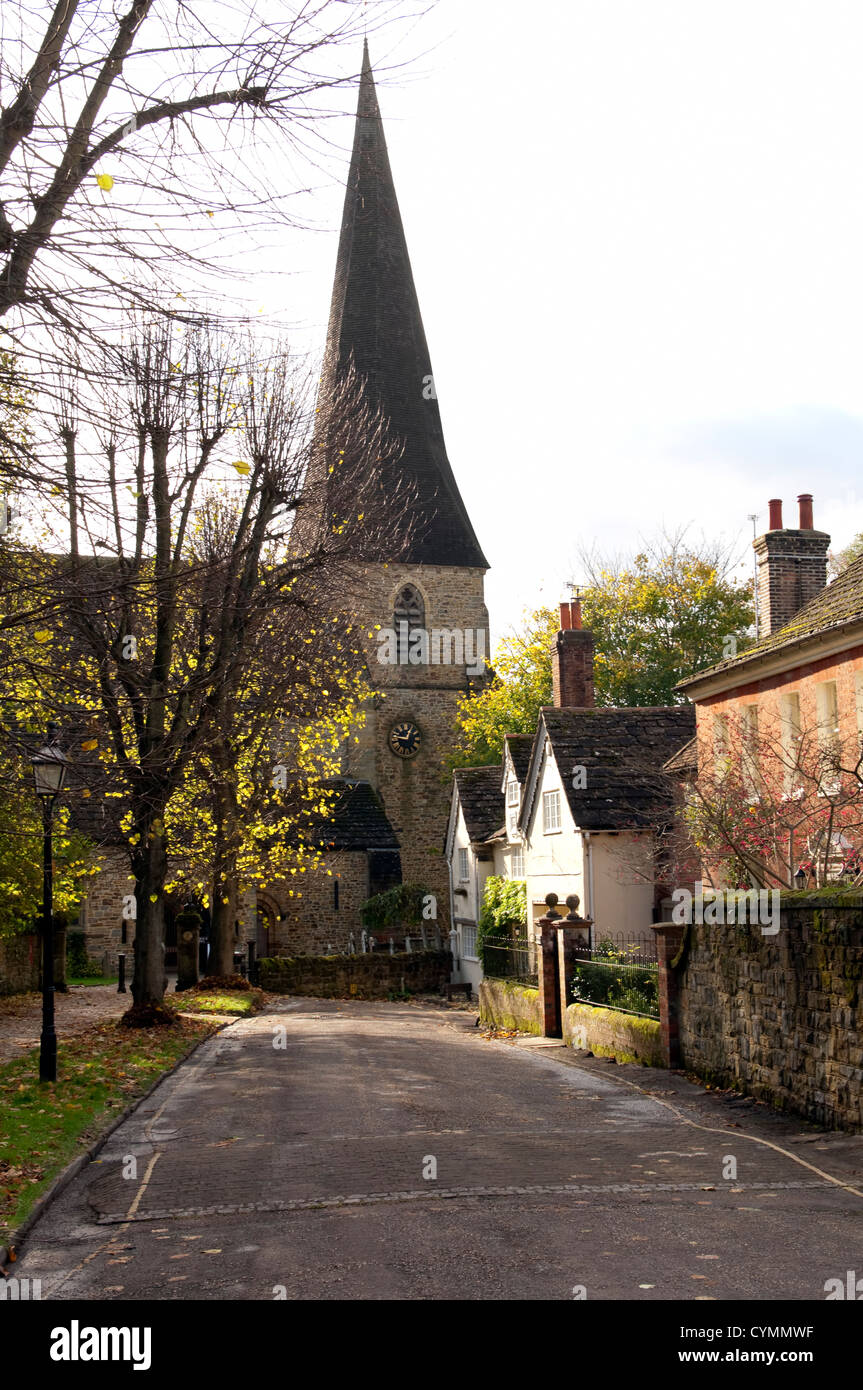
[320, 42, 488, 570]
[306, 779, 400, 852]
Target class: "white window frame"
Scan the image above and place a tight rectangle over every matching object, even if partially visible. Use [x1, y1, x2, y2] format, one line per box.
[511, 845, 525, 878]
[543, 789, 561, 833]
[457, 847, 469, 882]
[460, 922, 478, 961]
[507, 779, 519, 806]
[780, 691, 802, 797]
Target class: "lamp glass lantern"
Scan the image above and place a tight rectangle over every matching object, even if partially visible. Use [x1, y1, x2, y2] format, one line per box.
[31, 737, 68, 799]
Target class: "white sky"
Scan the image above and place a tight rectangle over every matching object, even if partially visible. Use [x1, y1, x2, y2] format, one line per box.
[242, 0, 863, 644]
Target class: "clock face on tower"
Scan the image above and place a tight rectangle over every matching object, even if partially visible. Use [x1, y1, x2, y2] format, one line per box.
[388, 720, 421, 759]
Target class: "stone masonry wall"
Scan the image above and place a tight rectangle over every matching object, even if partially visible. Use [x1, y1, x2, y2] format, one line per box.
[259, 948, 451, 998]
[676, 894, 863, 1130]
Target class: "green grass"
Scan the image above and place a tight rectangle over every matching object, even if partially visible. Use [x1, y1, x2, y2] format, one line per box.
[66, 976, 119, 988]
[0, 1015, 219, 1246]
[169, 987, 263, 1017]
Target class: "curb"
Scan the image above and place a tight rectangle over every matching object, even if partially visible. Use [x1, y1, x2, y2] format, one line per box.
[0, 1017, 233, 1273]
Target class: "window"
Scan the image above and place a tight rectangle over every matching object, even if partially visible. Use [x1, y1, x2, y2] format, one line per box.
[457, 847, 469, 882]
[394, 583, 425, 663]
[460, 923, 478, 960]
[816, 680, 841, 791]
[780, 692, 802, 795]
[333, 878, 340, 911]
[511, 845, 525, 878]
[543, 789, 561, 833]
[714, 712, 729, 773]
[741, 705, 760, 798]
[507, 780, 519, 806]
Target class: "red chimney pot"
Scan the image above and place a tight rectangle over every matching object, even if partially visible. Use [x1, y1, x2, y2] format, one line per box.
[768, 498, 783, 530]
[798, 493, 814, 530]
[559, 602, 572, 631]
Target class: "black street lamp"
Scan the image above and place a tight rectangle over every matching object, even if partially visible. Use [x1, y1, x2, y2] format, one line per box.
[30, 724, 67, 1083]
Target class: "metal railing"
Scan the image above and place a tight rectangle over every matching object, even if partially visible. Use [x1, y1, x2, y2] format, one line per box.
[571, 937, 659, 1019]
[481, 932, 538, 987]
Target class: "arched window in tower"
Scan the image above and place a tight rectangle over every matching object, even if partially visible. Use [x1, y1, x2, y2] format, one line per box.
[394, 583, 425, 664]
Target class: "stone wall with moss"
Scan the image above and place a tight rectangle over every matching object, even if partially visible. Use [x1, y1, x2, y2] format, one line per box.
[479, 979, 542, 1035]
[676, 892, 863, 1130]
[563, 1002, 663, 1066]
[259, 948, 450, 999]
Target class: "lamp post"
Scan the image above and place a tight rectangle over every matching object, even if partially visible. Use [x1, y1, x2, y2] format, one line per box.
[30, 725, 67, 1083]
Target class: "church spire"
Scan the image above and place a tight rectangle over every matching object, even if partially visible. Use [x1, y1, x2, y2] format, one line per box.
[321, 43, 488, 568]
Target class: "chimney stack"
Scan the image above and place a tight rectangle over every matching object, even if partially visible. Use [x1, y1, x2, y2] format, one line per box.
[552, 601, 595, 708]
[754, 493, 829, 638]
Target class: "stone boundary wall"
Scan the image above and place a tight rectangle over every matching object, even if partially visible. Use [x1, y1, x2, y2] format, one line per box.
[259, 949, 451, 999]
[0, 931, 66, 997]
[563, 1002, 663, 1066]
[479, 980, 542, 1035]
[676, 894, 863, 1131]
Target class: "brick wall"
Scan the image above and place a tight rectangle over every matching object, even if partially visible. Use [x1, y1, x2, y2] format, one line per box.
[676, 894, 863, 1130]
[259, 948, 451, 998]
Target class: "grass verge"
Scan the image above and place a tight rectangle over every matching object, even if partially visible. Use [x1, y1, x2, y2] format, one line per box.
[169, 987, 263, 1017]
[0, 1015, 219, 1246]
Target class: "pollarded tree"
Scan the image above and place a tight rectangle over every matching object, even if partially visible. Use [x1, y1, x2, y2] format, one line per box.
[0, 319, 417, 1011]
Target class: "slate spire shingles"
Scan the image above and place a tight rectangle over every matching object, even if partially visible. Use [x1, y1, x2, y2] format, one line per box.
[320, 41, 488, 568]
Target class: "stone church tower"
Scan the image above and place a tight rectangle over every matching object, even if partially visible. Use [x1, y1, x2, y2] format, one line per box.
[269, 43, 489, 951]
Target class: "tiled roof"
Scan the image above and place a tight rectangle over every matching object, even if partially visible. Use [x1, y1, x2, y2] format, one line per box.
[662, 735, 698, 777]
[504, 733, 533, 784]
[303, 779, 400, 852]
[315, 42, 488, 569]
[454, 765, 505, 844]
[538, 705, 696, 831]
[678, 553, 863, 689]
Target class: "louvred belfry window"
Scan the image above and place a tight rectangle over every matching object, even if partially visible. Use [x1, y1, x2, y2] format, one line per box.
[394, 584, 425, 663]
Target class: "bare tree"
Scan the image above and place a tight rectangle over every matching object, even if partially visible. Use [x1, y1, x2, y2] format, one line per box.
[0, 319, 416, 1012]
[0, 1, 415, 339]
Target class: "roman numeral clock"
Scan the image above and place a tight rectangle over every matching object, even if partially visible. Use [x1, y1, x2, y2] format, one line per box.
[388, 720, 422, 759]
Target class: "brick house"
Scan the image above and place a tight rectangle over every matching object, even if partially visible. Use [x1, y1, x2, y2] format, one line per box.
[678, 493, 863, 884]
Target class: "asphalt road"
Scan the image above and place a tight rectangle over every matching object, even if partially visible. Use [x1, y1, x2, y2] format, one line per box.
[14, 997, 863, 1301]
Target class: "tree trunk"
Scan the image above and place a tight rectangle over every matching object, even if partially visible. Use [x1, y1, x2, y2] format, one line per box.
[209, 872, 239, 978]
[208, 761, 240, 977]
[131, 827, 169, 1007]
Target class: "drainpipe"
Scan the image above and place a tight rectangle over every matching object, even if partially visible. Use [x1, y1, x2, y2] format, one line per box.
[582, 831, 595, 947]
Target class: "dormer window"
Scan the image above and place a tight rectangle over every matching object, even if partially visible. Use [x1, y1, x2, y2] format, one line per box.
[507, 780, 519, 806]
[394, 584, 425, 664]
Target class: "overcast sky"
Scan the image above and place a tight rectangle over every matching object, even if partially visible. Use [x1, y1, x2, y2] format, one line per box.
[245, 0, 863, 644]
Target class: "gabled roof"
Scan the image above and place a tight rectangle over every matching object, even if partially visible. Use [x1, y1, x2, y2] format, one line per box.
[503, 733, 533, 785]
[453, 765, 505, 844]
[678, 553, 863, 693]
[520, 705, 695, 833]
[317, 42, 488, 569]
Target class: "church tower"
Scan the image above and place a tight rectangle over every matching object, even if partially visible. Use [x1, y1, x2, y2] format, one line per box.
[317, 42, 490, 935]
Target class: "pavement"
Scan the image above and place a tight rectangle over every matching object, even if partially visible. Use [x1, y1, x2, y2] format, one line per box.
[12, 996, 863, 1301]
